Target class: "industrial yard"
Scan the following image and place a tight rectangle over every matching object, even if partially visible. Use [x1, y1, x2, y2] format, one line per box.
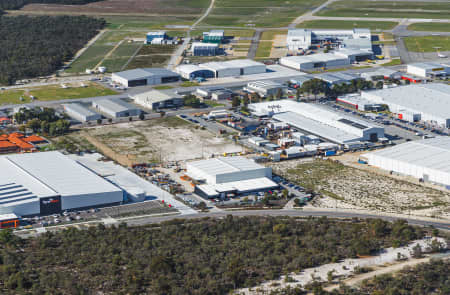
[81, 116, 243, 164]
[270, 158, 450, 219]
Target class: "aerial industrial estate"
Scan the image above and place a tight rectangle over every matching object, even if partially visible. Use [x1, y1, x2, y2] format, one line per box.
[0, 0, 449, 293]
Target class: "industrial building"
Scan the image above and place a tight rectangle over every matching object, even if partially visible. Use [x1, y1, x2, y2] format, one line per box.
[280, 54, 350, 71]
[175, 64, 215, 80]
[361, 84, 450, 127]
[0, 151, 123, 217]
[191, 42, 219, 56]
[63, 103, 101, 122]
[92, 98, 141, 118]
[146, 31, 167, 44]
[336, 94, 384, 111]
[186, 156, 277, 198]
[314, 72, 359, 85]
[245, 80, 285, 97]
[132, 89, 183, 110]
[406, 62, 449, 78]
[198, 59, 266, 78]
[334, 49, 373, 63]
[286, 28, 371, 51]
[249, 100, 384, 145]
[361, 68, 402, 81]
[203, 30, 224, 44]
[112, 68, 180, 87]
[362, 137, 450, 186]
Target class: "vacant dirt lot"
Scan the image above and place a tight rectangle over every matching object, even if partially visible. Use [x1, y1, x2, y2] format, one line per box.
[269, 159, 450, 219]
[20, 0, 208, 15]
[81, 117, 243, 163]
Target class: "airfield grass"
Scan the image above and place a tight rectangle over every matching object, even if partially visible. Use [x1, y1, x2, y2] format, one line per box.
[296, 20, 398, 31]
[0, 83, 117, 105]
[255, 41, 273, 58]
[407, 23, 450, 32]
[317, 0, 450, 19]
[104, 15, 197, 30]
[260, 30, 288, 41]
[404, 36, 450, 52]
[381, 58, 402, 66]
[100, 42, 142, 72]
[201, 0, 326, 27]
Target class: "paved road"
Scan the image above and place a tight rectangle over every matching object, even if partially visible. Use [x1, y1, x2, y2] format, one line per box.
[124, 209, 450, 231]
[247, 29, 262, 59]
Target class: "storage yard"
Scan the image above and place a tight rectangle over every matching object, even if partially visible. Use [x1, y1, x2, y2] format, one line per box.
[270, 158, 450, 219]
[80, 116, 243, 164]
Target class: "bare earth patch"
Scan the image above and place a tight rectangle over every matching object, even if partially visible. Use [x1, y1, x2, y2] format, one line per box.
[269, 158, 450, 219]
[82, 117, 243, 163]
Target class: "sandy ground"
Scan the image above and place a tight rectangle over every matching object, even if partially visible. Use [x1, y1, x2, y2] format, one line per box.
[270, 34, 288, 58]
[236, 237, 447, 295]
[269, 158, 450, 219]
[83, 118, 243, 163]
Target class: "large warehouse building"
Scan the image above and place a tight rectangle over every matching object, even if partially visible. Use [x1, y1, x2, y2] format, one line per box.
[198, 59, 266, 78]
[361, 83, 450, 128]
[186, 156, 277, 198]
[92, 98, 142, 118]
[406, 62, 449, 78]
[0, 151, 123, 217]
[63, 103, 101, 122]
[286, 28, 371, 51]
[280, 54, 350, 71]
[175, 64, 215, 80]
[362, 137, 450, 186]
[132, 90, 183, 110]
[249, 100, 384, 144]
[112, 68, 180, 87]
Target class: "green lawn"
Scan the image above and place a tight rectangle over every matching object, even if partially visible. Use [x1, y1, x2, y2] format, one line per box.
[201, 0, 327, 27]
[317, 0, 450, 19]
[255, 41, 273, 58]
[203, 100, 225, 107]
[180, 81, 200, 87]
[0, 83, 117, 105]
[381, 58, 402, 66]
[260, 30, 287, 41]
[101, 42, 142, 72]
[404, 36, 450, 52]
[296, 20, 398, 30]
[407, 22, 450, 32]
[153, 85, 174, 90]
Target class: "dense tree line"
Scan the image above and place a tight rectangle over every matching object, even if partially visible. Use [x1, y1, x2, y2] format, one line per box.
[0, 15, 105, 85]
[0, 217, 425, 294]
[0, 0, 102, 10]
[14, 107, 70, 135]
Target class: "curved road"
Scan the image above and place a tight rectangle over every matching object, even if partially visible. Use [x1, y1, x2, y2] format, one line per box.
[125, 209, 450, 231]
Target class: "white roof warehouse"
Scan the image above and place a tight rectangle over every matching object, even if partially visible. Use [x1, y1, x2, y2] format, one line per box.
[363, 137, 450, 187]
[0, 151, 123, 216]
[249, 100, 384, 144]
[361, 83, 450, 128]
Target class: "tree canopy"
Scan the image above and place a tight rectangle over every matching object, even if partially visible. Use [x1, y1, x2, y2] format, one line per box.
[0, 15, 105, 85]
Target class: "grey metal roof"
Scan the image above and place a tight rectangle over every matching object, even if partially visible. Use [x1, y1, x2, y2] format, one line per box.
[113, 68, 179, 81]
[94, 99, 140, 113]
[0, 151, 121, 199]
[365, 137, 450, 174]
[188, 157, 264, 176]
[362, 84, 450, 119]
[63, 103, 99, 117]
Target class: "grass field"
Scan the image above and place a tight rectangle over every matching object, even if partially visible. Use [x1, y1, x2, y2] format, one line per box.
[381, 58, 402, 66]
[407, 23, 450, 32]
[201, 0, 326, 27]
[255, 41, 273, 58]
[0, 83, 117, 105]
[317, 0, 450, 19]
[404, 36, 450, 52]
[104, 15, 197, 30]
[100, 42, 142, 72]
[125, 45, 176, 69]
[296, 20, 398, 30]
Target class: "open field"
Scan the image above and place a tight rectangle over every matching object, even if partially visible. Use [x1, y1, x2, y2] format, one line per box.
[103, 15, 197, 30]
[81, 116, 243, 163]
[317, 0, 450, 19]
[255, 41, 273, 58]
[296, 20, 398, 30]
[19, 0, 210, 15]
[270, 158, 450, 219]
[381, 58, 402, 66]
[125, 44, 177, 69]
[201, 0, 326, 27]
[404, 36, 450, 52]
[0, 82, 117, 105]
[408, 22, 450, 32]
[100, 41, 142, 72]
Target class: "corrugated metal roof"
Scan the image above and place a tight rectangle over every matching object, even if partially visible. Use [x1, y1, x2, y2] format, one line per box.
[364, 137, 450, 173]
[63, 103, 99, 117]
[197, 177, 277, 196]
[94, 99, 139, 114]
[113, 68, 178, 81]
[188, 157, 263, 176]
[0, 152, 121, 199]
